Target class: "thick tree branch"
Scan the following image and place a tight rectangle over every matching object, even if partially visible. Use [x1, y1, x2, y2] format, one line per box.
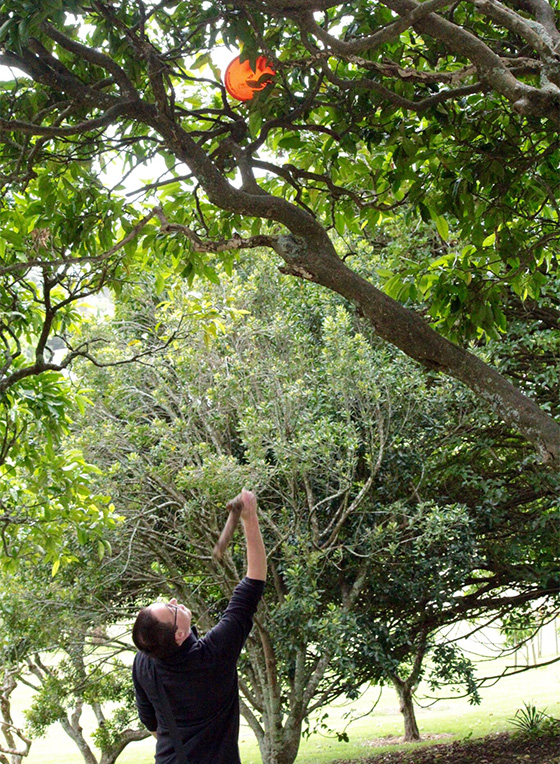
[382, 0, 560, 119]
[0, 101, 135, 137]
[42, 21, 138, 98]
[474, 0, 560, 83]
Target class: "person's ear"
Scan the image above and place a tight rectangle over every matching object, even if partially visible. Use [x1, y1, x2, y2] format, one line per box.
[175, 629, 187, 645]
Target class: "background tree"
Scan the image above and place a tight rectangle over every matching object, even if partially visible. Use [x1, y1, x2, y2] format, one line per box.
[0, 665, 31, 764]
[0, 555, 151, 764]
[0, 0, 559, 462]
[0, 162, 240, 566]
[25, 638, 148, 764]
[69, 256, 560, 759]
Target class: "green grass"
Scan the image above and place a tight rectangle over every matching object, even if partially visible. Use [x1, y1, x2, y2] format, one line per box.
[15, 637, 560, 764]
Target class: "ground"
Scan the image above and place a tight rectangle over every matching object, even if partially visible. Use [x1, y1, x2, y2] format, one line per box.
[334, 732, 560, 764]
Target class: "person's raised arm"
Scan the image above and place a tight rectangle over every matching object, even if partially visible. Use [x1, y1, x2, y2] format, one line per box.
[240, 488, 267, 581]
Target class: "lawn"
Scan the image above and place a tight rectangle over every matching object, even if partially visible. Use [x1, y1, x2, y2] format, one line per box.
[14, 622, 560, 764]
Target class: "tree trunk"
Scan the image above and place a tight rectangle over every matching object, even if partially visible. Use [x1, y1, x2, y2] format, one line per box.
[391, 679, 421, 742]
[0, 670, 31, 764]
[241, 669, 304, 764]
[258, 720, 303, 764]
[59, 704, 98, 764]
[241, 630, 309, 764]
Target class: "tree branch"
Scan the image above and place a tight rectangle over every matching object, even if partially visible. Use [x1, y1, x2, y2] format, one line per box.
[0, 208, 158, 278]
[0, 101, 135, 138]
[42, 21, 138, 98]
[298, 0, 454, 56]
[475, 0, 560, 73]
[153, 207, 278, 252]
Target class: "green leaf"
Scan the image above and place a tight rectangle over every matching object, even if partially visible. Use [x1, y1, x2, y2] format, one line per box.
[192, 52, 212, 71]
[434, 215, 449, 241]
[203, 265, 220, 284]
[155, 271, 167, 294]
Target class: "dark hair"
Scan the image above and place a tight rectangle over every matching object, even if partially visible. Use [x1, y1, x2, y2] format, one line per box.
[132, 608, 180, 660]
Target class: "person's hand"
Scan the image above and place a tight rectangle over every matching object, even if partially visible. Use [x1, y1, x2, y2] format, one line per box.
[240, 488, 257, 521]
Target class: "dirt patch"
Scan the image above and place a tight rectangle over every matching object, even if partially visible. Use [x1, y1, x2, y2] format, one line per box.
[362, 734, 454, 749]
[333, 732, 560, 764]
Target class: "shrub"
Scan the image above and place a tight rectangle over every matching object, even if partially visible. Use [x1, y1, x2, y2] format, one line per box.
[509, 702, 560, 738]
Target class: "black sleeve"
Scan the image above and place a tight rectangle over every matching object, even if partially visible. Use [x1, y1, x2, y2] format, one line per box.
[202, 577, 265, 661]
[132, 653, 158, 732]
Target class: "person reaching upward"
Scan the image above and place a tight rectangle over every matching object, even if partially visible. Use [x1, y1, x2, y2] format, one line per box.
[132, 489, 266, 764]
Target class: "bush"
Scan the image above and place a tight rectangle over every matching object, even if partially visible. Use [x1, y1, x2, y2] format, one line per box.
[509, 702, 560, 738]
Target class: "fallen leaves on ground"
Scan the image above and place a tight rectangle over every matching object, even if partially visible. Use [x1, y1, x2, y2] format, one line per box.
[333, 732, 560, 764]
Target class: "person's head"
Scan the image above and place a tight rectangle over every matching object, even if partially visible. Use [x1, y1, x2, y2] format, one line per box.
[132, 598, 192, 660]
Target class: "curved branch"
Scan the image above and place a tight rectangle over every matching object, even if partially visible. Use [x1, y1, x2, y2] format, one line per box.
[153, 207, 278, 252]
[0, 101, 135, 137]
[297, 0, 454, 55]
[319, 58, 485, 112]
[42, 21, 138, 98]
[0, 209, 158, 278]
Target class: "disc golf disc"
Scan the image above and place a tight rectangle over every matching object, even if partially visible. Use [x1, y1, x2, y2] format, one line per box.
[224, 55, 275, 101]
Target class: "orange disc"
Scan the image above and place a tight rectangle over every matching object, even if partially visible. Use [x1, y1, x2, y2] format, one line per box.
[224, 55, 276, 101]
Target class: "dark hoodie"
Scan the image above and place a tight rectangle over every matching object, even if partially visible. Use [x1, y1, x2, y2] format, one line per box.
[132, 577, 265, 764]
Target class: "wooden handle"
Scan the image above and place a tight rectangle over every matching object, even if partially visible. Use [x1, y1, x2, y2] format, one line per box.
[213, 495, 243, 561]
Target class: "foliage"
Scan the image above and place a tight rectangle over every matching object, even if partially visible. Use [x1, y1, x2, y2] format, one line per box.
[0, 165, 148, 567]
[428, 644, 480, 704]
[25, 652, 139, 744]
[0, 372, 120, 573]
[0, 158, 242, 567]
[0, 165, 136, 394]
[0, 0, 558, 462]
[509, 702, 560, 738]
[69, 253, 560, 762]
[0, 555, 150, 764]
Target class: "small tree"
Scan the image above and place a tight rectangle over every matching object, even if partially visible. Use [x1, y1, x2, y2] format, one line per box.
[0, 667, 31, 764]
[0, 561, 150, 764]
[25, 643, 149, 764]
